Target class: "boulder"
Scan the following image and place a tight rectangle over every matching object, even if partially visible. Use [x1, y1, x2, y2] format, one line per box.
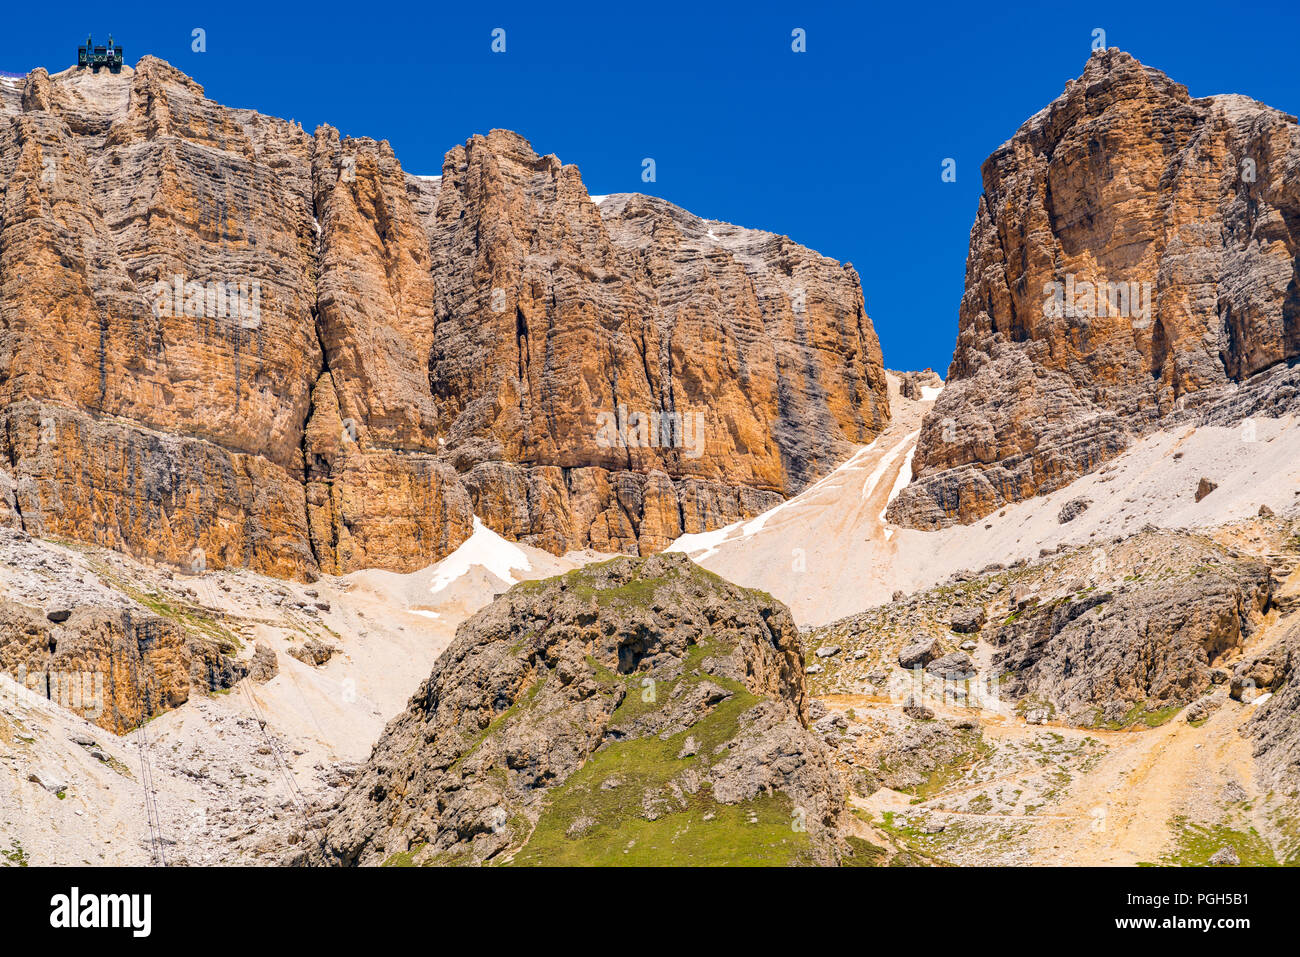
[1057, 498, 1091, 524]
[898, 636, 943, 670]
[1185, 697, 1223, 723]
[902, 697, 935, 721]
[27, 771, 66, 795]
[1209, 846, 1240, 866]
[950, 607, 986, 634]
[1231, 646, 1291, 701]
[287, 638, 336, 667]
[925, 652, 975, 680]
[248, 642, 280, 682]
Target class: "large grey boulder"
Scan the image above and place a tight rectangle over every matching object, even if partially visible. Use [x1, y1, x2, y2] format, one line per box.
[950, 607, 986, 634]
[1057, 498, 1090, 524]
[926, 652, 975, 680]
[898, 636, 943, 670]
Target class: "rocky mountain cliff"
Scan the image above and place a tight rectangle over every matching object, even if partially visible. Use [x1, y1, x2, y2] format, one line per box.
[890, 49, 1300, 529]
[0, 58, 888, 580]
[300, 553, 845, 866]
[990, 551, 1273, 727]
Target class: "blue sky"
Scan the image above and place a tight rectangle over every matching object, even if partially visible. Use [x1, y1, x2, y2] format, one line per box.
[4, 0, 1297, 373]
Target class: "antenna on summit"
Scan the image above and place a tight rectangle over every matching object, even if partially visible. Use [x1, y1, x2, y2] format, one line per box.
[77, 33, 124, 73]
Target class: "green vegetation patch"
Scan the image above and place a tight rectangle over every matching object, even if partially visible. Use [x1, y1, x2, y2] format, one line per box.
[510, 667, 814, 866]
[842, 836, 888, 867]
[514, 557, 743, 614]
[875, 812, 950, 867]
[1098, 702, 1184, 731]
[1, 840, 28, 867]
[1155, 817, 1279, 867]
[381, 843, 427, 867]
[93, 562, 242, 653]
[512, 787, 810, 866]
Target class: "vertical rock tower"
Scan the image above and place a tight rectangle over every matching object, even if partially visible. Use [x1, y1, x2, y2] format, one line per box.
[890, 50, 1299, 529]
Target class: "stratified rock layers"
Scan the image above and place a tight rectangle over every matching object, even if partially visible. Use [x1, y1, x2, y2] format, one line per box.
[891, 50, 1300, 529]
[0, 599, 242, 734]
[0, 59, 888, 578]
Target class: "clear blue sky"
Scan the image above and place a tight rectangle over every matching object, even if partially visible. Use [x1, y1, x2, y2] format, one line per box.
[4, 0, 1297, 373]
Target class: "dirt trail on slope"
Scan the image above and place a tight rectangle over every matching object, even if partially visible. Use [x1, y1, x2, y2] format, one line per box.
[1017, 583, 1296, 864]
[817, 548, 1299, 865]
[826, 688, 1269, 865]
[1022, 709, 1251, 864]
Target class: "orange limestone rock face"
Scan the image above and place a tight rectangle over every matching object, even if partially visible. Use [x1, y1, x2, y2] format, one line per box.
[0, 599, 244, 734]
[0, 59, 889, 578]
[890, 50, 1300, 530]
[427, 132, 889, 555]
[0, 58, 322, 577]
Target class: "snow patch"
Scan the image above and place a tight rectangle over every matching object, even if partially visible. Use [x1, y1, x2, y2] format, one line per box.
[665, 523, 739, 562]
[920, 385, 944, 401]
[429, 517, 533, 594]
[880, 441, 918, 540]
[408, 609, 441, 619]
[415, 174, 442, 182]
[666, 439, 882, 557]
[861, 431, 917, 502]
[590, 195, 608, 206]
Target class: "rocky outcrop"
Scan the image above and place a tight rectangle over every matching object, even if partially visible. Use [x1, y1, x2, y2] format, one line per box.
[896, 369, 942, 401]
[891, 49, 1300, 529]
[0, 59, 888, 579]
[424, 141, 888, 556]
[1247, 625, 1300, 789]
[0, 599, 242, 733]
[864, 717, 987, 795]
[286, 636, 335, 667]
[0, 60, 322, 577]
[990, 559, 1272, 726]
[299, 553, 844, 866]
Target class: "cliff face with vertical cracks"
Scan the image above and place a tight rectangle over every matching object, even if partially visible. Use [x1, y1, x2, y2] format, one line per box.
[0, 600, 242, 734]
[890, 50, 1300, 529]
[0, 59, 322, 578]
[427, 135, 888, 556]
[0, 58, 889, 578]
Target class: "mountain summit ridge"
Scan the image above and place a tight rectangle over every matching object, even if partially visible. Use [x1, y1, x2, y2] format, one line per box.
[0, 56, 889, 580]
[890, 48, 1300, 529]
